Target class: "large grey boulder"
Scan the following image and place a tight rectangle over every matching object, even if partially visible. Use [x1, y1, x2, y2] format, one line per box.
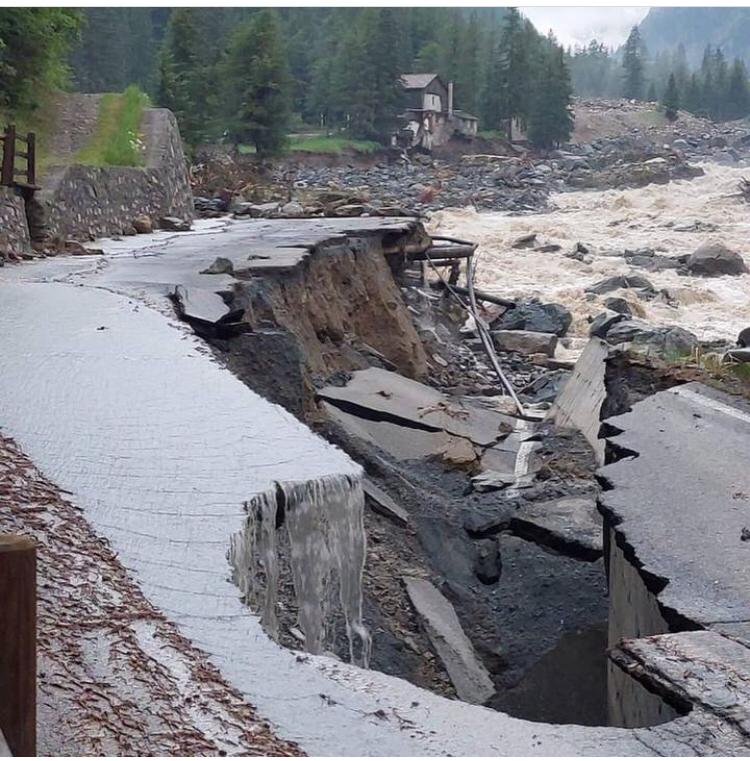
[493, 330, 558, 357]
[589, 311, 627, 338]
[493, 301, 572, 336]
[687, 242, 748, 277]
[604, 320, 658, 345]
[158, 216, 191, 232]
[233, 201, 280, 218]
[603, 296, 633, 316]
[605, 320, 699, 356]
[280, 201, 305, 218]
[585, 273, 655, 295]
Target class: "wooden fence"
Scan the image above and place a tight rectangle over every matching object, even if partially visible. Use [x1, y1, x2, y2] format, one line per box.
[0, 534, 36, 756]
[0, 125, 37, 189]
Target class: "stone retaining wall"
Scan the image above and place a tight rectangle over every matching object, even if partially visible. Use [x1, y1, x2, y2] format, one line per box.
[0, 187, 31, 259]
[30, 108, 193, 243]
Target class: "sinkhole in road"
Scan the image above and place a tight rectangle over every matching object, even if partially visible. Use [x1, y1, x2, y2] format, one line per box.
[228, 477, 683, 729]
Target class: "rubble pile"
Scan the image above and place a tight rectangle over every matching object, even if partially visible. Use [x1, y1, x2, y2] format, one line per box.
[192, 119, 750, 220]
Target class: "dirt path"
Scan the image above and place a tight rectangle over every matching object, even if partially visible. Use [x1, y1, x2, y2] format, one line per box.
[0, 433, 301, 756]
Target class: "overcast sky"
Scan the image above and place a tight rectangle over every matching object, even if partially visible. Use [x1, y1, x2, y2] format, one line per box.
[519, 7, 650, 49]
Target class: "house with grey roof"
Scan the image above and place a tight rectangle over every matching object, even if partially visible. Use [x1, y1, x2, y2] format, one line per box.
[397, 74, 478, 150]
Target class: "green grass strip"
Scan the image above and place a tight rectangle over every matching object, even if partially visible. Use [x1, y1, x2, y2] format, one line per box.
[76, 85, 149, 167]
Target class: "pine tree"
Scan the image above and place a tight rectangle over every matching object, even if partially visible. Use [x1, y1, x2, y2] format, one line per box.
[713, 48, 729, 119]
[726, 59, 750, 120]
[528, 40, 573, 149]
[157, 10, 208, 144]
[482, 8, 529, 137]
[480, 28, 505, 131]
[368, 9, 405, 139]
[683, 73, 703, 115]
[222, 10, 291, 155]
[622, 25, 645, 100]
[662, 73, 680, 121]
[647, 82, 657, 102]
[455, 12, 481, 115]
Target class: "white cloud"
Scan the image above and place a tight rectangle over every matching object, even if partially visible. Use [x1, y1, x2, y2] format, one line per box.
[519, 7, 650, 49]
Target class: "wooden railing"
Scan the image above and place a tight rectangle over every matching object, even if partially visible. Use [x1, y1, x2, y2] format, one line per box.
[0, 125, 37, 189]
[0, 534, 36, 757]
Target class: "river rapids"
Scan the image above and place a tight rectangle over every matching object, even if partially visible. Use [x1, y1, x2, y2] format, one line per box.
[430, 163, 750, 344]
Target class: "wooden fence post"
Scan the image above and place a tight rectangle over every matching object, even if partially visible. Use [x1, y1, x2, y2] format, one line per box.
[0, 125, 15, 187]
[25, 133, 36, 187]
[0, 534, 36, 757]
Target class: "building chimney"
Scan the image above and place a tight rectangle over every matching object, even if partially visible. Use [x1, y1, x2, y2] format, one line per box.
[448, 81, 454, 117]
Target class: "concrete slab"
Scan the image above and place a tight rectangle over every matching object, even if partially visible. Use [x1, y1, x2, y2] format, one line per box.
[322, 400, 467, 461]
[612, 630, 750, 735]
[549, 338, 610, 465]
[511, 497, 603, 559]
[363, 478, 409, 526]
[319, 367, 513, 447]
[403, 576, 495, 705]
[599, 382, 750, 627]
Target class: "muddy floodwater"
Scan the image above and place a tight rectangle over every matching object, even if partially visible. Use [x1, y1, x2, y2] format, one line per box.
[430, 163, 750, 343]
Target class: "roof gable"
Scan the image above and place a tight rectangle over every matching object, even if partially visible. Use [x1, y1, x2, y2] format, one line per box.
[400, 73, 444, 91]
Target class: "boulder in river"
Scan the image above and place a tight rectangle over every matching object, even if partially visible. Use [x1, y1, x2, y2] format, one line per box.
[511, 233, 537, 249]
[493, 301, 572, 336]
[605, 320, 698, 356]
[585, 273, 655, 295]
[603, 297, 633, 316]
[686, 241, 748, 277]
[493, 329, 558, 357]
[604, 319, 658, 345]
[589, 311, 627, 338]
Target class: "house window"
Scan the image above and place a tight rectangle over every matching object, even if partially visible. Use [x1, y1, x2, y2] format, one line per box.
[423, 93, 442, 112]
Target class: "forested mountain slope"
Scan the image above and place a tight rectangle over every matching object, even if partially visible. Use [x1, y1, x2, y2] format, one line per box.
[639, 7, 750, 66]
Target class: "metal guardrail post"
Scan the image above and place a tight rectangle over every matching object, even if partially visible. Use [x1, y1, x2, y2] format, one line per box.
[0, 534, 37, 757]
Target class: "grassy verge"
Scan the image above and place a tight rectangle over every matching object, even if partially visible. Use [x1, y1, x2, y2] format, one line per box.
[288, 134, 381, 153]
[75, 85, 149, 167]
[238, 135, 382, 155]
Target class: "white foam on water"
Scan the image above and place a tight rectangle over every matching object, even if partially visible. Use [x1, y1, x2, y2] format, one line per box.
[429, 163, 750, 343]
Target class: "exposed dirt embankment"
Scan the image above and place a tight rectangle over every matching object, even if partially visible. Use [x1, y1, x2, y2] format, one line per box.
[210, 225, 430, 418]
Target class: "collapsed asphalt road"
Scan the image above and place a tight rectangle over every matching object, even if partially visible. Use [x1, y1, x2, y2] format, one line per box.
[0, 216, 748, 754]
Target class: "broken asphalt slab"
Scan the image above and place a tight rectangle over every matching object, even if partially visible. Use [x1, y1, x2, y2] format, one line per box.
[318, 367, 513, 447]
[172, 284, 244, 325]
[363, 478, 409, 526]
[599, 382, 750, 627]
[510, 496, 603, 560]
[402, 576, 495, 705]
[549, 338, 611, 466]
[611, 630, 750, 747]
